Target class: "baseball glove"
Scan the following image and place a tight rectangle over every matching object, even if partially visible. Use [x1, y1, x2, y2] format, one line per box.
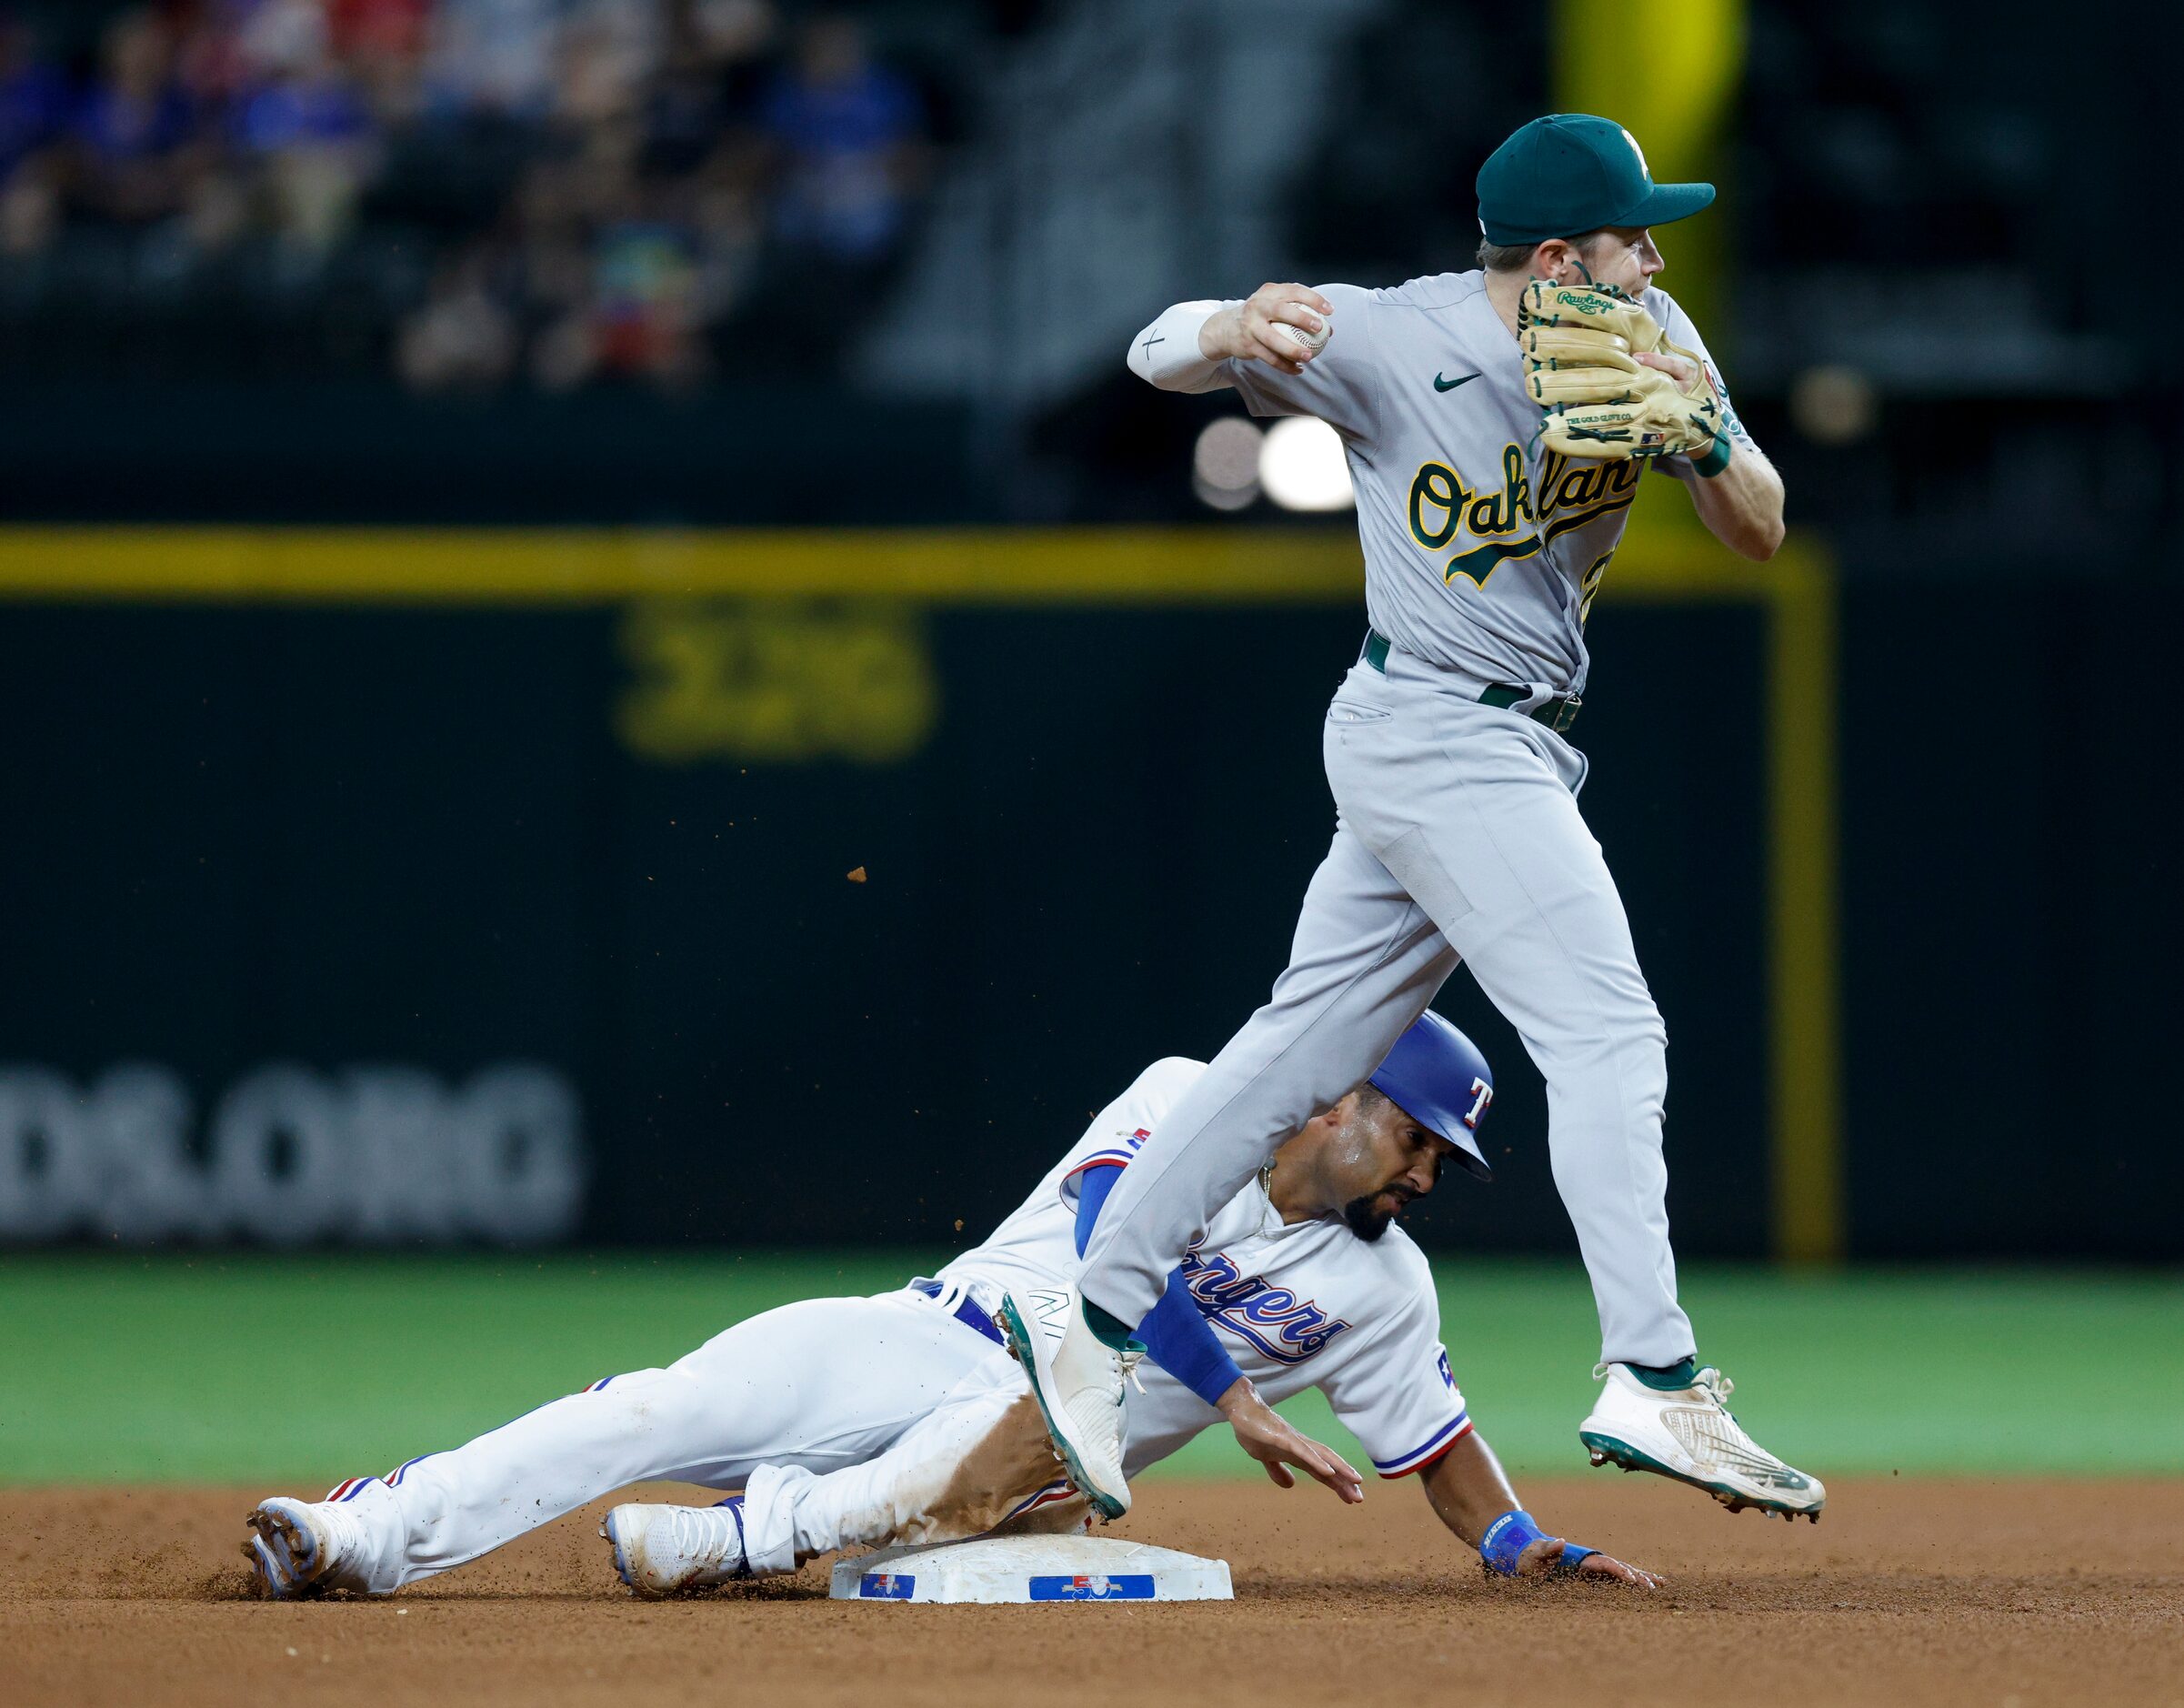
[1518, 280, 1723, 462]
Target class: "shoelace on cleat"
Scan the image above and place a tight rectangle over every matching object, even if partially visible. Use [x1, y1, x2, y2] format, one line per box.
[1688, 1369, 1774, 1450]
[1692, 1366, 1737, 1412]
[1118, 1345, 1147, 1398]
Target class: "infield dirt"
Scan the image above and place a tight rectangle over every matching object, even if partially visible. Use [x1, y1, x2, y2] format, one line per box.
[3, 1478, 2177, 1707]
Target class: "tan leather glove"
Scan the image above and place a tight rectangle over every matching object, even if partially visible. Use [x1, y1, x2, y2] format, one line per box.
[1518, 281, 1723, 461]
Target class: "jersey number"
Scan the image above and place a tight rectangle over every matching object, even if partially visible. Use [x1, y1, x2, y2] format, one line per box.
[1578, 551, 1613, 626]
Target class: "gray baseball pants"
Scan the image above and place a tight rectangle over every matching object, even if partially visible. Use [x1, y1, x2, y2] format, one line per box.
[1080, 646, 1696, 1369]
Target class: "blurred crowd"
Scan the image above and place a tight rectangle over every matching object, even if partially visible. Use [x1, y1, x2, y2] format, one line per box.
[0, 0, 939, 388]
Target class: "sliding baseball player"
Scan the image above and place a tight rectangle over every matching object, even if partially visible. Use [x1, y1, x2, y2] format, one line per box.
[1017, 113, 1823, 1527]
[245, 1015, 1660, 1596]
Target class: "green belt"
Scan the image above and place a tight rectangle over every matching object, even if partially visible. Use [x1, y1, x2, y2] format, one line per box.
[1360, 628, 1582, 735]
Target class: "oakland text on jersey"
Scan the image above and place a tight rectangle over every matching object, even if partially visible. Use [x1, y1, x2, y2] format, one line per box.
[1180, 1249, 1354, 1364]
[1408, 440, 1642, 589]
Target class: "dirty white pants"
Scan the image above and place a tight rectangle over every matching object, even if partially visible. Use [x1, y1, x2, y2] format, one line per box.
[332, 1286, 1027, 1591]
[1081, 650, 1694, 1368]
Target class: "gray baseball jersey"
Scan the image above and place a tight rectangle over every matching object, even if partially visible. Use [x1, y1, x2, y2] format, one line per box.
[1095, 270, 1748, 1373]
[1133, 272, 1747, 697]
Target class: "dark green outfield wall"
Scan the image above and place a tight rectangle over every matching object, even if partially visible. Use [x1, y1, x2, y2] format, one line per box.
[0, 585, 2171, 1258]
[1835, 586, 2179, 1259]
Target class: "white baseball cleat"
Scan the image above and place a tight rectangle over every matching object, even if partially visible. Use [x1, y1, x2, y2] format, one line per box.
[601, 1497, 752, 1596]
[1580, 1362, 1826, 1522]
[997, 1287, 1137, 1522]
[243, 1496, 370, 1598]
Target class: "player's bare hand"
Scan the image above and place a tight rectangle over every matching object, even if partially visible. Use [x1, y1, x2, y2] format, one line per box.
[1634, 348, 1700, 391]
[1200, 284, 1334, 377]
[1216, 1377, 1365, 1503]
[1516, 1536, 1665, 1589]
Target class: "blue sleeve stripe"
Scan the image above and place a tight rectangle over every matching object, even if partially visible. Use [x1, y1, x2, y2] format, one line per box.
[1072, 1161, 1124, 1258]
[1372, 1411, 1471, 1475]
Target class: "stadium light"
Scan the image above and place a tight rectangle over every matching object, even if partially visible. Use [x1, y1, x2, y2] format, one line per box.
[1192, 417, 1262, 511]
[1257, 416, 1354, 512]
[1789, 365, 1878, 446]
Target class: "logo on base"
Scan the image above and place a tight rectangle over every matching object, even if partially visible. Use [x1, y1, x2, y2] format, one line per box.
[1028, 1572, 1155, 1601]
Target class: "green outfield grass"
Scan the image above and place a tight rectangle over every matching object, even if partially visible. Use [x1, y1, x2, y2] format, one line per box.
[2, 1252, 2177, 1485]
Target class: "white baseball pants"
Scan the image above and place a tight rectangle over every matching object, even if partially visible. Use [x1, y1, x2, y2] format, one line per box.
[1081, 649, 1695, 1369]
[328, 1287, 1033, 1592]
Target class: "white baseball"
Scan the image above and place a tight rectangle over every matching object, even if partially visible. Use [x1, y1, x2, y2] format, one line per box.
[1276, 316, 1330, 356]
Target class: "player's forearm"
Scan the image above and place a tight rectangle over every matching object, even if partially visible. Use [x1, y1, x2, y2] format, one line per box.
[1125, 299, 1241, 393]
[1686, 437, 1785, 560]
[1417, 1427, 1518, 1548]
[1196, 306, 1251, 362]
[1418, 1427, 1649, 1582]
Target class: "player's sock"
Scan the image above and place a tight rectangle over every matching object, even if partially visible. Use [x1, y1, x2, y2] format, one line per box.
[1624, 1356, 1699, 1392]
[1080, 1298, 1139, 1351]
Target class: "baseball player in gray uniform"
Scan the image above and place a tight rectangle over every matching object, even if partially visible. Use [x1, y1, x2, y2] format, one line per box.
[1006, 114, 1824, 1527]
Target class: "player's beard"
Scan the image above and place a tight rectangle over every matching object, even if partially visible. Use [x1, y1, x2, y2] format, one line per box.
[1341, 1187, 1410, 1242]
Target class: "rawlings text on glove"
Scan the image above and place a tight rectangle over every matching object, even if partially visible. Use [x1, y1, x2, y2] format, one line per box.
[1518, 281, 1722, 462]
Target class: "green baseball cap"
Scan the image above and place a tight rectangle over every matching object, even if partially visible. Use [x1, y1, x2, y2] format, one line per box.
[1476, 114, 1714, 246]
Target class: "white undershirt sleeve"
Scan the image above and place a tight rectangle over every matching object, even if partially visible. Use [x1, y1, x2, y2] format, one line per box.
[1125, 299, 1241, 394]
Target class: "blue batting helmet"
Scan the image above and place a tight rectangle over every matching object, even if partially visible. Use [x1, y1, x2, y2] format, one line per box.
[1368, 1011, 1496, 1181]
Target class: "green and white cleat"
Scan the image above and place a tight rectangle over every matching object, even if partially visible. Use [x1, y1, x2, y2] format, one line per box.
[1580, 1362, 1825, 1522]
[997, 1288, 1137, 1522]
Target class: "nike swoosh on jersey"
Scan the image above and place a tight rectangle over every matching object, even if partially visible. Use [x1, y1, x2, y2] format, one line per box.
[1432, 372, 1480, 392]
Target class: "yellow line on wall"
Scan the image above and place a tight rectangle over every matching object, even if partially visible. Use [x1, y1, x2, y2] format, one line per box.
[4, 523, 1781, 604]
[1766, 555, 1846, 1261]
[0, 527, 1370, 604]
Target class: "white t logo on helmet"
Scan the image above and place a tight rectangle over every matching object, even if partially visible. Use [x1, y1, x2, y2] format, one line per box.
[1621, 127, 1650, 180]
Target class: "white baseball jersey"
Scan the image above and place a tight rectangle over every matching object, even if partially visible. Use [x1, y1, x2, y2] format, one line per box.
[1128, 274, 1749, 698]
[938, 1058, 1472, 1480]
[306, 1060, 1471, 1594]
